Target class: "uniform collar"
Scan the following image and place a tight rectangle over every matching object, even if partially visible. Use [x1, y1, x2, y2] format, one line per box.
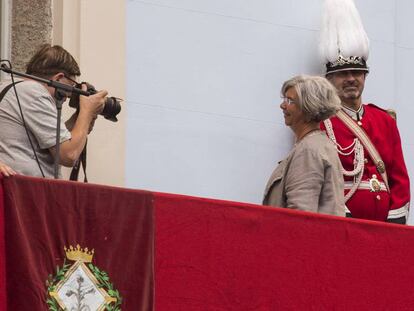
[342, 104, 364, 121]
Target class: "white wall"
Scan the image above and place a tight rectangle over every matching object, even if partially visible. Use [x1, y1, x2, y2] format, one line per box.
[124, 0, 414, 212]
[125, 0, 322, 203]
[78, 0, 126, 186]
[54, 0, 126, 186]
[124, 1, 414, 220]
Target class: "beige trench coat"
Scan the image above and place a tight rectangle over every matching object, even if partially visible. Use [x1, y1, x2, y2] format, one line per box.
[263, 131, 345, 217]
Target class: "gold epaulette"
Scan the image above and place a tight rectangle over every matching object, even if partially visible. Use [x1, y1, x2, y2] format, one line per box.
[386, 109, 397, 120]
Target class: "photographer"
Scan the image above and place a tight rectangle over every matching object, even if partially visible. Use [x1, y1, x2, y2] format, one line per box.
[0, 44, 107, 178]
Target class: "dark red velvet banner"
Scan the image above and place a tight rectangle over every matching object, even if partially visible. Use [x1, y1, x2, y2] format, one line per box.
[3, 176, 414, 310]
[0, 177, 6, 310]
[1, 175, 154, 310]
[154, 192, 414, 310]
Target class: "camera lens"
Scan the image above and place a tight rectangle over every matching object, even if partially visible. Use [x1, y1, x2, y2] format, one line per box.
[69, 82, 121, 122]
[102, 97, 122, 122]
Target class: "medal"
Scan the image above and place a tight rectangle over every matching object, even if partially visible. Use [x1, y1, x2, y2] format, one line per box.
[369, 174, 381, 192]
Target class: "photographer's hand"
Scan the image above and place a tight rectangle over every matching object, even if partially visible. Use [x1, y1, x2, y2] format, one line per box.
[0, 161, 16, 177]
[79, 84, 107, 117]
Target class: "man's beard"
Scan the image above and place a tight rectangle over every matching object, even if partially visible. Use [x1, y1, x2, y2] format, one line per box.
[341, 85, 362, 100]
[343, 92, 360, 100]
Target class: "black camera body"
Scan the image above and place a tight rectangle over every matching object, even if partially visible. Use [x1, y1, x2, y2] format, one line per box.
[69, 82, 121, 122]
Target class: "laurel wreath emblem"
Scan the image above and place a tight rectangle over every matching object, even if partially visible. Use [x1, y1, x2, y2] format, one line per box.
[46, 259, 122, 311]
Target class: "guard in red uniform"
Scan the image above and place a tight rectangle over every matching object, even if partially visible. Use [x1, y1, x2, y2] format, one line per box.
[321, 103, 410, 223]
[319, 0, 410, 223]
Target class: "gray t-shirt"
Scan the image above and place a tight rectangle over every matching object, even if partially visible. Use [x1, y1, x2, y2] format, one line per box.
[0, 79, 71, 177]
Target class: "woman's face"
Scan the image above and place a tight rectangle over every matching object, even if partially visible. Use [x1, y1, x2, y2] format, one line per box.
[280, 87, 306, 130]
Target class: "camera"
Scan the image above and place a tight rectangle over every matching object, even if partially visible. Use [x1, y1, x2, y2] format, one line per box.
[69, 82, 121, 122]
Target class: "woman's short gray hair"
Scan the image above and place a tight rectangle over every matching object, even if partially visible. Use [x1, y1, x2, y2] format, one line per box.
[281, 75, 341, 122]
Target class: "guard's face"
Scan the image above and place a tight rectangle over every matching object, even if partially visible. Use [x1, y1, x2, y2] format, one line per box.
[280, 87, 306, 129]
[327, 70, 366, 102]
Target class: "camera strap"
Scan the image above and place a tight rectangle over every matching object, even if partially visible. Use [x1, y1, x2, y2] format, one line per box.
[0, 81, 23, 102]
[69, 141, 88, 182]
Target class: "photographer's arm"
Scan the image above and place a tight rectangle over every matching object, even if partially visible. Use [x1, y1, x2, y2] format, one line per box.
[64, 111, 78, 131]
[65, 112, 98, 134]
[49, 89, 107, 167]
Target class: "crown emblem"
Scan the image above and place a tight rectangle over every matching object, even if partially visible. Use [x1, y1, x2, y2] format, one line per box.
[326, 54, 369, 74]
[64, 244, 94, 262]
[330, 55, 365, 67]
[47, 245, 121, 310]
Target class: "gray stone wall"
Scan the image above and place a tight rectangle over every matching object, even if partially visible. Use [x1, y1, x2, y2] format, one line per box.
[11, 0, 52, 71]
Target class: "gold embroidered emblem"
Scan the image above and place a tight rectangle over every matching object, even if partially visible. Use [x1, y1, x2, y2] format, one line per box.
[46, 245, 122, 311]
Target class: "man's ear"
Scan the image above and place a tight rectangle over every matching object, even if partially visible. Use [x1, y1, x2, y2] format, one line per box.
[51, 72, 65, 81]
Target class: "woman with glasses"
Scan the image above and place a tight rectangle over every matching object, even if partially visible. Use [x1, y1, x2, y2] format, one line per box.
[263, 75, 345, 216]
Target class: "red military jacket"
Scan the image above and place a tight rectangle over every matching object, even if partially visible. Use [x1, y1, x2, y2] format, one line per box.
[320, 104, 410, 223]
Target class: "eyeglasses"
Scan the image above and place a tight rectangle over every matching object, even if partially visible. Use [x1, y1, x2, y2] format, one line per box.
[63, 74, 78, 87]
[281, 96, 296, 105]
